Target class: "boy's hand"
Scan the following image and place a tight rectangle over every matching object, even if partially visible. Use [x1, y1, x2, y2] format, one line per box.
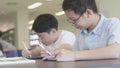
[22, 49, 32, 58]
[40, 49, 55, 60]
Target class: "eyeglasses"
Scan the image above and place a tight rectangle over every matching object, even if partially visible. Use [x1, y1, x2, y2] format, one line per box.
[67, 15, 81, 25]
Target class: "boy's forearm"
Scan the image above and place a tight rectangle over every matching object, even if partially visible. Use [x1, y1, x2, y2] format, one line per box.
[74, 44, 120, 60]
[30, 47, 41, 56]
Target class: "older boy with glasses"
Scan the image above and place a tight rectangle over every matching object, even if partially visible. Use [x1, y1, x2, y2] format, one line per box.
[55, 0, 120, 61]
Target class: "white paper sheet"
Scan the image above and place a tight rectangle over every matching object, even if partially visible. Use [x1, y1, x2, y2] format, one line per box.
[0, 57, 35, 65]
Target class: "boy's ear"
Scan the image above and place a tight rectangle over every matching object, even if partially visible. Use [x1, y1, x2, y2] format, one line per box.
[50, 28, 56, 34]
[84, 9, 93, 18]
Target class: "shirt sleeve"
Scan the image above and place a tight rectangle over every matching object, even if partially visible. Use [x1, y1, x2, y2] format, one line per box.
[60, 31, 76, 48]
[108, 18, 120, 45]
[73, 35, 80, 51]
[1, 40, 16, 50]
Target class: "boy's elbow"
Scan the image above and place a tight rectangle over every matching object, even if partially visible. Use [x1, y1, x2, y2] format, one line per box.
[113, 44, 120, 58]
[109, 44, 120, 59]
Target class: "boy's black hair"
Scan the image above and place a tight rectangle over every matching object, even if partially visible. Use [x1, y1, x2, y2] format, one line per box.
[62, 0, 98, 15]
[32, 14, 58, 33]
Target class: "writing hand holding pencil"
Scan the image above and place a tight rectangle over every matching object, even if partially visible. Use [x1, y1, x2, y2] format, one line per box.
[22, 41, 32, 57]
[39, 42, 52, 56]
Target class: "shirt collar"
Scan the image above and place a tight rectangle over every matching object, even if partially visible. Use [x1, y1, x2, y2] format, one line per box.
[82, 14, 106, 35]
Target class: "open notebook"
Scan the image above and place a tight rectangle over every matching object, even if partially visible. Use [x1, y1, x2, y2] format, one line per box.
[0, 57, 35, 65]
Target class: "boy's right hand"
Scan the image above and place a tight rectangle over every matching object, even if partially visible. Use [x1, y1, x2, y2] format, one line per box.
[40, 49, 55, 60]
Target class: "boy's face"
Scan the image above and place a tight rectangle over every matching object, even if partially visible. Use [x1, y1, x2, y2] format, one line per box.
[65, 10, 91, 30]
[37, 32, 53, 46]
[37, 29, 56, 46]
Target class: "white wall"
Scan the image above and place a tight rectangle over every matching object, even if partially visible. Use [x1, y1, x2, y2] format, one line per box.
[97, 0, 120, 18]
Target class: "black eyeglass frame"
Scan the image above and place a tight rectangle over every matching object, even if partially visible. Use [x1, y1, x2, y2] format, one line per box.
[67, 15, 82, 25]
